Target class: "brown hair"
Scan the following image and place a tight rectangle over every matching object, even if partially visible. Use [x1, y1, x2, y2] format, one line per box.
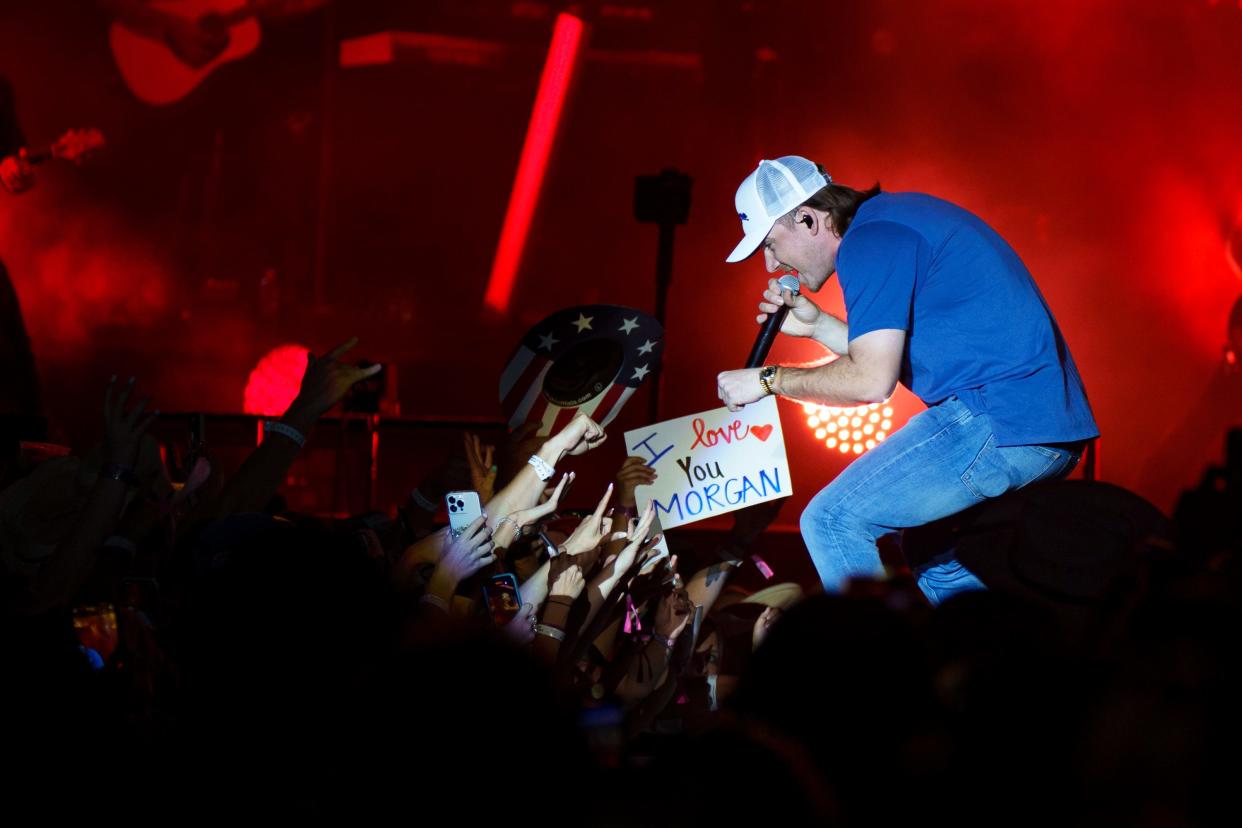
[780, 179, 882, 236]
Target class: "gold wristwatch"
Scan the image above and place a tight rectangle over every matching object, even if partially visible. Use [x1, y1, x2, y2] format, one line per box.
[759, 365, 778, 396]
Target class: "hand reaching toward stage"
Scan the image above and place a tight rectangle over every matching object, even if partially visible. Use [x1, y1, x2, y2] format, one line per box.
[548, 559, 586, 601]
[546, 413, 606, 461]
[753, 606, 781, 650]
[615, 456, 657, 508]
[104, 375, 159, 468]
[464, 433, 497, 503]
[494, 472, 573, 547]
[561, 484, 623, 556]
[283, 337, 382, 430]
[425, 517, 496, 602]
[654, 584, 693, 643]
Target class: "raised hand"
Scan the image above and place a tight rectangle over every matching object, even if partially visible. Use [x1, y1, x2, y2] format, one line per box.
[654, 584, 693, 642]
[549, 559, 586, 601]
[756, 276, 822, 338]
[752, 606, 781, 650]
[504, 471, 573, 531]
[615, 456, 657, 508]
[464, 433, 497, 503]
[427, 516, 496, 598]
[285, 337, 382, 426]
[562, 484, 622, 556]
[503, 602, 538, 646]
[103, 375, 158, 468]
[610, 504, 659, 576]
[547, 413, 606, 459]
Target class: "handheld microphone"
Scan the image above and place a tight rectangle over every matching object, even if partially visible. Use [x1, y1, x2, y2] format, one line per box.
[745, 274, 801, 368]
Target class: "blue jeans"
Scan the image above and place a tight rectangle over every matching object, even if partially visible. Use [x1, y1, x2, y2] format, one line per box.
[799, 397, 1081, 606]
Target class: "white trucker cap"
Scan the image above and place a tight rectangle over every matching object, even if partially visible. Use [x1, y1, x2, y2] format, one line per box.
[725, 155, 831, 263]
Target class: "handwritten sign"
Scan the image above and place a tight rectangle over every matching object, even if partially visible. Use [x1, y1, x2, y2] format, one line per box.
[623, 396, 791, 530]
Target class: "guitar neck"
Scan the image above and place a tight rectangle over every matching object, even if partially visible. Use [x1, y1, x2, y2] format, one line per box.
[25, 147, 54, 165]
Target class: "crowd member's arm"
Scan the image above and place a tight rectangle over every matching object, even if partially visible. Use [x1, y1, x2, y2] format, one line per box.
[717, 328, 904, 411]
[519, 559, 551, 609]
[13, 377, 155, 615]
[194, 337, 380, 520]
[533, 560, 585, 665]
[502, 602, 537, 647]
[492, 472, 572, 551]
[603, 456, 656, 560]
[582, 504, 656, 632]
[463, 433, 497, 504]
[482, 413, 605, 534]
[684, 561, 735, 622]
[614, 586, 692, 705]
[418, 516, 496, 616]
[559, 484, 619, 557]
[400, 450, 472, 541]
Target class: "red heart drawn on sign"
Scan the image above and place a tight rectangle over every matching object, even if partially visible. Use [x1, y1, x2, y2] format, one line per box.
[751, 424, 773, 442]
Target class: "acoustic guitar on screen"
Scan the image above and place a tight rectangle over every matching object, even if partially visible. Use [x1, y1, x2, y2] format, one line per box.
[108, 0, 326, 106]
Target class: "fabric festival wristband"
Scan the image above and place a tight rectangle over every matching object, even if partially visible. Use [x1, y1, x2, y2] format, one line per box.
[410, 488, 438, 512]
[534, 624, 566, 642]
[527, 454, 555, 482]
[263, 421, 306, 449]
[419, 593, 449, 612]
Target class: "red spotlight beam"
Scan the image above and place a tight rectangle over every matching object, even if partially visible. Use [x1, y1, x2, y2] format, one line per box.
[483, 12, 587, 313]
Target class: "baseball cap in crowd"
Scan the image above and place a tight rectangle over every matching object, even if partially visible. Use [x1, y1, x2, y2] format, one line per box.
[725, 155, 831, 263]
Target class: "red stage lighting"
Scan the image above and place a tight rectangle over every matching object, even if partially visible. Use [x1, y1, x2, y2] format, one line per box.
[244, 344, 310, 416]
[483, 12, 586, 313]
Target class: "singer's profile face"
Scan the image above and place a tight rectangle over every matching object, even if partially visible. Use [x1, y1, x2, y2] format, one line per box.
[760, 217, 839, 292]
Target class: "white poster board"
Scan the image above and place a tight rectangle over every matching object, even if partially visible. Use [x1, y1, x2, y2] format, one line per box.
[622, 396, 792, 530]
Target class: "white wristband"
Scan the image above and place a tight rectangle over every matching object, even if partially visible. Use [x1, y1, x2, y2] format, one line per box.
[263, 420, 306, 448]
[527, 454, 555, 481]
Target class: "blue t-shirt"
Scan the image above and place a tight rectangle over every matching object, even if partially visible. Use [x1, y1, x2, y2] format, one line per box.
[836, 192, 1097, 447]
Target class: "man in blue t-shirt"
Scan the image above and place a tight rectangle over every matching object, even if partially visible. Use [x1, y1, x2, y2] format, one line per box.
[716, 156, 1098, 604]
